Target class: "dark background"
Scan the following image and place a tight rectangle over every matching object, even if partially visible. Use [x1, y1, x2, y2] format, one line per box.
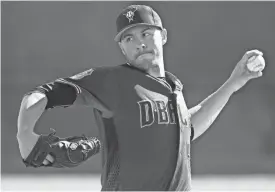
[2, 1, 275, 176]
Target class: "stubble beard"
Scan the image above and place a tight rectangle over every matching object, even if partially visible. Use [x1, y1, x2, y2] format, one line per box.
[126, 52, 164, 77]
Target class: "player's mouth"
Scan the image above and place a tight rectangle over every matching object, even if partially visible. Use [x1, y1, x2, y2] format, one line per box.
[136, 51, 154, 59]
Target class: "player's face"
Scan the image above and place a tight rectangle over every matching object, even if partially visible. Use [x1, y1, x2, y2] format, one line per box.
[119, 25, 167, 73]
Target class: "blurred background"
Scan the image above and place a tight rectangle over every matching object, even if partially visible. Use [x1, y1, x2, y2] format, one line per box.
[1, 1, 275, 191]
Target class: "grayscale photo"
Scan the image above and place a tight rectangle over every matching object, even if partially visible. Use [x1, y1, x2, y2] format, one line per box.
[1, 1, 275, 191]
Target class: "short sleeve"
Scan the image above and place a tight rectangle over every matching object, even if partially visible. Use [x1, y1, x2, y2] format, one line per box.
[27, 78, 79, 110]
[64, 67, 116, 112]
[28, 67, 115, 118]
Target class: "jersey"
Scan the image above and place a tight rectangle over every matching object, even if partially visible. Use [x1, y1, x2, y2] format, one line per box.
[29, 63, 194, 191]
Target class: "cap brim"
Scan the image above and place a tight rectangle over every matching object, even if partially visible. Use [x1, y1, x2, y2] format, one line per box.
[114, 23, 162, 42]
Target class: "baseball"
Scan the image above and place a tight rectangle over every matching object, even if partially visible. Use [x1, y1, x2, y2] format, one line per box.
[247, 55, 265, 72]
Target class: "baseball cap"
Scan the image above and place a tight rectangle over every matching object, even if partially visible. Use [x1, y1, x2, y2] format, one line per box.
[114, 5, 163, 42]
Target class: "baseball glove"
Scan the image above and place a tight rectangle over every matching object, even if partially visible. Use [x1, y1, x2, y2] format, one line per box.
[22, 128, 101, 168]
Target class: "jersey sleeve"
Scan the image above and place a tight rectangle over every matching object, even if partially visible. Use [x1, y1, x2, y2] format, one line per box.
[27, 78, 79, 110]
[27, 67, 115, 118]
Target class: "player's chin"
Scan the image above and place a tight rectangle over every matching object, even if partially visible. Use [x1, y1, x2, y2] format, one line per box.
[132, 62, 149, 72]
[136, 60, 150, 66]
[136, 57, 154, 65]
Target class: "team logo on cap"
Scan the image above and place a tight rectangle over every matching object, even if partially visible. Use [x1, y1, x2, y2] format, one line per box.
[123, 7, 137, 23]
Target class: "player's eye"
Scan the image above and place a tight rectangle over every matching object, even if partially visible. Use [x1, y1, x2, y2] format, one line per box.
[125, 36, 133, 42]
[142, 32, 150, 37]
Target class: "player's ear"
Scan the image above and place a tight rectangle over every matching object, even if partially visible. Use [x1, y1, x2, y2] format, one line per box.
[161, 28, 167, 45]
[118, 42, 126, 55]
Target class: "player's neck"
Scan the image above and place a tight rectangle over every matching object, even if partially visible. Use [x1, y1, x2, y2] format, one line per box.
[147, 60, 165, 78]
[148, 68, 165, 78]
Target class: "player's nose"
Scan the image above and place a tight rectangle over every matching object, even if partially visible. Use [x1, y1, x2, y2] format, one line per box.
[137, 43, 146, 50]
[135, 39, 147, 51]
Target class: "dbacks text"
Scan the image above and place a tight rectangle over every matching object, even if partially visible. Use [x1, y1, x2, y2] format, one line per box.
[137, 100, 177, 128]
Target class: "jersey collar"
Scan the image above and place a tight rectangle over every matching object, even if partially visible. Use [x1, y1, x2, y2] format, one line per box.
[124, 63, 183, 92]
[165, 71, 183, 92]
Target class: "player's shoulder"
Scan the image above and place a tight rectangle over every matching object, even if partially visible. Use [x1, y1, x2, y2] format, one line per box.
[92, 63, 134, 77]
[99, 63, 131, 71]
[89, 63, 130, 73]
[70, 64, 127, 80]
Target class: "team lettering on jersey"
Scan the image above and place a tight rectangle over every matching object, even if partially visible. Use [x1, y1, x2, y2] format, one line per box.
[135, 84, 188, 128]
[137, 100, 178, 128]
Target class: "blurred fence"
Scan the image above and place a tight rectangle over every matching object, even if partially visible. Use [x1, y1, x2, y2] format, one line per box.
[2, 174, 275, 191]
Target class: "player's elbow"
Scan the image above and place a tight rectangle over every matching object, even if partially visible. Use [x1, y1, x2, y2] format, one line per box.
[21, 91, 47, 110]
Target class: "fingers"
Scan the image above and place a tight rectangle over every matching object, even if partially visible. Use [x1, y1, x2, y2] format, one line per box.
[252, 63, 265, 72]
[42, 141, 69, 165]
[249, 70, 263, 79]
[255, 70, 263, 78]
[242, 49, 263, 62]
[42, 159, 51, 165]
[246, 49, 263, 57]
[46, 154, 54, 162]
[258, 71, 263, 77]
[43, 154, 54, 165]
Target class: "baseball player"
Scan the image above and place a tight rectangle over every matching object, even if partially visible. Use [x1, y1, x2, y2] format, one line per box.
[17, 4, 265, 191]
